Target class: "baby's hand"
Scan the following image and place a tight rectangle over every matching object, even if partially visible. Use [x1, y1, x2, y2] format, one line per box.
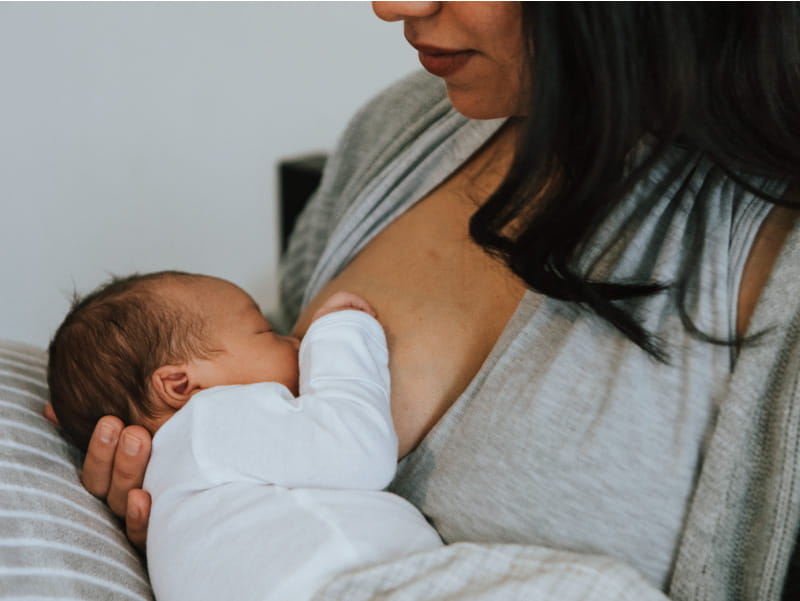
[311, 291, 377, 323]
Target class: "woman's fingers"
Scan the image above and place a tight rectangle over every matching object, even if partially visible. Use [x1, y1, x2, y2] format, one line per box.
[42, 402, 59, 425]
[81, 415, 124, 500]
[81, 417, 152, 549]
[106, 426, 152, 518]
[125, 488, 152, 553]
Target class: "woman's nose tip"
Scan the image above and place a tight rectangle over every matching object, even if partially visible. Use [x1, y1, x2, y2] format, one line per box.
[372, 2, 441, 22]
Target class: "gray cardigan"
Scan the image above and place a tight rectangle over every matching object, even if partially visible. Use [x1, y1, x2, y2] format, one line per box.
[280, 71, 800, 601]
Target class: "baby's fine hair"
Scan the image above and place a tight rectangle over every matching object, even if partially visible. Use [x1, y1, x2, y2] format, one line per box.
[47, 271, 214, 452]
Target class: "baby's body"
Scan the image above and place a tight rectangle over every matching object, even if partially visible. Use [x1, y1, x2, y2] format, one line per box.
[145, 310, 442, 601]
[48, 273, 442, 601]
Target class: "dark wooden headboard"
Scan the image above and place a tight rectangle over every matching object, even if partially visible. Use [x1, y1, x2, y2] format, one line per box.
[278, 153, 327, 252]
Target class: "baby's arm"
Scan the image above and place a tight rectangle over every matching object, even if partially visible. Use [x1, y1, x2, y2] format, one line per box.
[162, 292, 396, 493]
[294, 300, 395, 487]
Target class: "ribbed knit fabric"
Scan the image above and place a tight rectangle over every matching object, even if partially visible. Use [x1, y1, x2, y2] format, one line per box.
[278, 71, 800, 601]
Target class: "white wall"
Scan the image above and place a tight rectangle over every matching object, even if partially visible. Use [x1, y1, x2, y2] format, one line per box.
[0, 1, 418, 348]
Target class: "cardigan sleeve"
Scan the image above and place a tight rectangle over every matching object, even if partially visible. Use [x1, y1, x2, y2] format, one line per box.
[312, 542, 669, 601]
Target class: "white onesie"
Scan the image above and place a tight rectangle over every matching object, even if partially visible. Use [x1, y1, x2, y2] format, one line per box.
[143, 310, 443, 601]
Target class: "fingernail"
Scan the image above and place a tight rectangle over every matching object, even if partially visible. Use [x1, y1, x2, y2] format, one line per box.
[123, 433, 142, 456]
[98, 423, 116, 445]
[128, 504, 141, 521]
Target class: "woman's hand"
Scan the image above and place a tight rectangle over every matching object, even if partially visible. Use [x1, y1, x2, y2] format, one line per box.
[44, 405, 152, 553]
[84, 416, 152, 552]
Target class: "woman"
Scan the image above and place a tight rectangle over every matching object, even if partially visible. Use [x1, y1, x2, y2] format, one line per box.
[66, 3, 800, 599]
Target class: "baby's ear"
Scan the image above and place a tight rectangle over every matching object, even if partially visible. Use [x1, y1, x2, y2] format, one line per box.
[151, 365, 196, 411]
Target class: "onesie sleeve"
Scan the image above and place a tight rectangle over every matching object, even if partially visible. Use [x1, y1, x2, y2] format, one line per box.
[182, 310, 397, 492]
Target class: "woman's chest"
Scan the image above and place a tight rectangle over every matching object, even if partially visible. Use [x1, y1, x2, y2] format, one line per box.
[294, 185, 525, 456]
[390, 290, 730, 589]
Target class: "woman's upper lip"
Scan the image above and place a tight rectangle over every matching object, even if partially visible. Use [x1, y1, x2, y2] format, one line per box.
[409, 42, 471, 56]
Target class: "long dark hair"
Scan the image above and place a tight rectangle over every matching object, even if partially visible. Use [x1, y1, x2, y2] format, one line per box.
[470, 2, 800, 359]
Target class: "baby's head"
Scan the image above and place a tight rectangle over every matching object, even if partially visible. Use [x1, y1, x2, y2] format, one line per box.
[48, 271, 300, 452]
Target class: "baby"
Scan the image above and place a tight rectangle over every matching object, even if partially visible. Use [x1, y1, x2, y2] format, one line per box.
[47, 270, 442, 601]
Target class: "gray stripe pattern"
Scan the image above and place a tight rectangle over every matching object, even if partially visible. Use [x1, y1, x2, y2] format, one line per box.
[0, 340, 153, 601]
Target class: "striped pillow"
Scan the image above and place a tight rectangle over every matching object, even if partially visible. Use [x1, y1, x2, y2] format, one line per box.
[0, 339, 153, 600]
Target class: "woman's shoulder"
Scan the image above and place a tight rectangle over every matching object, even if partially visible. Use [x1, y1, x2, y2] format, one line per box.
[331, 70, 452, 167]
[307, 70, 457, 231]
[365, 69, 447, 108]
[350, 70, 449, 131]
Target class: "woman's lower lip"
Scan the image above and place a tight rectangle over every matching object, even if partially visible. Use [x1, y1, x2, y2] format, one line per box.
[417, 50, 474, 78]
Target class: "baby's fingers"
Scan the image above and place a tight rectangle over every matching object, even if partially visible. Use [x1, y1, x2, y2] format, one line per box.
[314, 292, 377, 321]
[344, 295, 377, 317]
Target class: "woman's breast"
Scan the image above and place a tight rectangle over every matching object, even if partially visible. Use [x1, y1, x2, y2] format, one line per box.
[292, 187, 525, 457]
[389, 289, 727, 590]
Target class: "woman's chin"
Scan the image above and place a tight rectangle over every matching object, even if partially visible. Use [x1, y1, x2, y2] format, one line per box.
[445, 86, 524, 120]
